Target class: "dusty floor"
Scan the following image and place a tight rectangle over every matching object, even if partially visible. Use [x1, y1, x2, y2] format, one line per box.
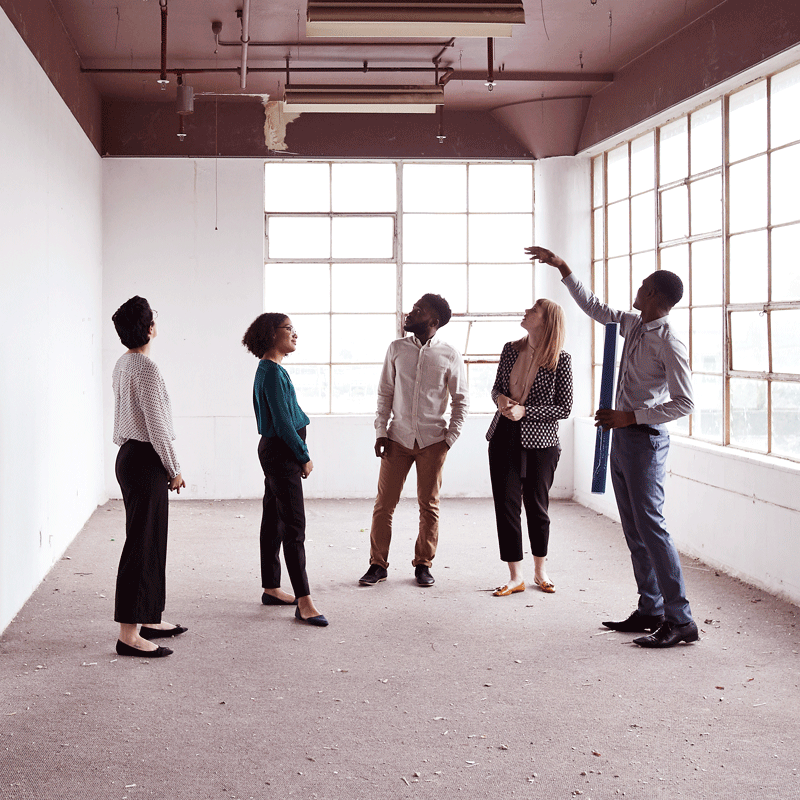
[1, 497, 798, 799]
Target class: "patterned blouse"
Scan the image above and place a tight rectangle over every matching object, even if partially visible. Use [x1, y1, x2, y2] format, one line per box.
[486, 343, 573, 449]
[112, 352, 181, 478]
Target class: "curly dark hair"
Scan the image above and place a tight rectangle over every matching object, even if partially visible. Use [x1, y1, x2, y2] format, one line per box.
[651, 270, 684, 308]
[112, 296, 154, 349]
[419, 293, 452, 328]
[242, 313, 289, 358]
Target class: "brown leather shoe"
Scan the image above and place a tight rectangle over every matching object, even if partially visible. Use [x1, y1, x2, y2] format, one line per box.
[493, 582, 525, 596]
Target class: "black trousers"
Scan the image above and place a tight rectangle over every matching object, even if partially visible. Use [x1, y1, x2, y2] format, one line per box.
[114, 440, 169, 624]
[258, 430, 311, 598]
[488, 416, 560, 562]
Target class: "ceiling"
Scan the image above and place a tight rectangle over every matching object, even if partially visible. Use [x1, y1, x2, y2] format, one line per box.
[53, 0, 726, 114]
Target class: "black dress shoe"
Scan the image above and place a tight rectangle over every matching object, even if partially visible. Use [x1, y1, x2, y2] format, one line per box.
[139, 624, 188, 640]
[633, 620, 699, 648]
[602, 610, 665, 632]
[295, 607, 329, 627]
[359, 564, 388, 585]
[116, 640, 173, 658]
[415, 565, 435, 586]
[261, 592, 298, 606]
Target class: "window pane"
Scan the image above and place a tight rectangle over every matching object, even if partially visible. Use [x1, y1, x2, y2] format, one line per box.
[659, 117, 688, 185]
[729, 230, 767, 304]
[660, 244, 689, 306]
[593, 156, 604, 208]
[690, 101, 722, 174]
[690, 175, 722, 235]
[631, 251, 655, 296]
[693, 374, 723, 443]
[593, 260, 605, 302]
[469, 164, 532, 212]
[466, 320, 526, 356]
[730, 378, 768, 452]
[730, 310, 768, 372]
[286, 314, 330, 363]
[607, 200, 629, 257]
[771, 224, 800, 301]
[469, 264, 532, 312]
[468, 363, 500, 413]
[660, 184, 689, 241]
[631, 191, 655, 252]
[331, 364, 381, 414]
[469, 214, 533, 262]
[607, 144, 629, 202]
[691, 238, 722, 306]
[772, 310, 800, 374]
[285, 365, 329, 414]
[771, 63, 800, 149]
[436, 318, 470, 352]
[265, 263, 330, 313]
[265, 163, 329, 212]
[403, 164, 466, 212]
[592, 208, 605, 260]
[268, 217, 330, 259]
[332, 264, 395, 312]
[669, 308, 690, 359]
[332, 216, 394, 259]
[403, 264, 467, 313]
[729, 81, 767, 161]
[729, 155, 767, 233]
[692, 307, 723, 372]
[607, 256, 630, 310]
[332, 163, 396, 212]
[771, 143, 800, 226]
[630, 132, 655, 194]
[403, 214, 466, 262]
[772, 381, 800, 459]
[332, 314, 395, 363]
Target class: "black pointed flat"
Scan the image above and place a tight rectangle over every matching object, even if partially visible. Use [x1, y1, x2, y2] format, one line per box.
[116, 640, 173, 658]
[295, 607, 329, 627]
[139, 624, 188, 639]
[262, 593, 298, 606]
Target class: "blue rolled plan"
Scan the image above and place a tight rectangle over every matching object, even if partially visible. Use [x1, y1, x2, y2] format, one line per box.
[591, 322, 619, 494]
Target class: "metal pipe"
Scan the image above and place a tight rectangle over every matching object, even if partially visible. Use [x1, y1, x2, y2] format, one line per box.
[240, 0, 251, 89]
[83, 66, 455, 77]
[158, 0, 169, 88]
[486, 37, 495, 91]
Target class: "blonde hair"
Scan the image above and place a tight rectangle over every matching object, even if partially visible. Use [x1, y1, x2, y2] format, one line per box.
[511, 298, 566, 371]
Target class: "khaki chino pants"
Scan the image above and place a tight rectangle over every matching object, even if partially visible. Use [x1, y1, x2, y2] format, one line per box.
[369, 438, 449, 569]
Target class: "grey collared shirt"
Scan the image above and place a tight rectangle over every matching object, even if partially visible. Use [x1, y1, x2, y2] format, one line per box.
[375, 334, 469, 449]
[563, 274, 694, 425]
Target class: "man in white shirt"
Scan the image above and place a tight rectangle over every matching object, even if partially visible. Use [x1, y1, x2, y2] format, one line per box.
[359, 294, 469, 587]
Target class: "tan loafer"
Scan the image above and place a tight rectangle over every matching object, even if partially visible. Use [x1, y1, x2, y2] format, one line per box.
[534, 577, 555, 593]
[493, 582, 525, 597]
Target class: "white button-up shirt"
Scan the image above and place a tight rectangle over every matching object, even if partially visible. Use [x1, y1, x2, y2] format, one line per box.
[375, 334, 469, 449]
[563, 274, 694, 425]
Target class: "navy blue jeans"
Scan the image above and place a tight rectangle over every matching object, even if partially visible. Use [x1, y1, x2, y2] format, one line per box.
[610, 425, 692, 625]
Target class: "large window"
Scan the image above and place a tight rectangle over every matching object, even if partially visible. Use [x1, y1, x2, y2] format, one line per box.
[592, 62, 800, 461]
[264, 161, 534, 414]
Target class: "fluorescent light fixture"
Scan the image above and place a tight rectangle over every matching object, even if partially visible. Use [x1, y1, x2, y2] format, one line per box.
[283, 84, 445, 113]
[306, 1, 525, 38]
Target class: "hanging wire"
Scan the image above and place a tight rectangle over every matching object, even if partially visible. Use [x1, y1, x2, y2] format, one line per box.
[114, 6, 121, 51]
[608, 10, 613, 53]
[540, 0, 550, 41]
[459, 49, 464, 85]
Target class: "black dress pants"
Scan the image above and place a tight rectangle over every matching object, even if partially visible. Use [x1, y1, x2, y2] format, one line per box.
[258, 430, 311, 598]
[488, 416, 560, 562]
[114, 439, 169, 624]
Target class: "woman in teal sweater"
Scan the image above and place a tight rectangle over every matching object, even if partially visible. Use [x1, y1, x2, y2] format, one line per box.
[242, 313, 327, 627]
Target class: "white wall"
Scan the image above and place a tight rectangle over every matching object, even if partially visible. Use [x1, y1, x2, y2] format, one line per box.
[0, 11, 106, 633]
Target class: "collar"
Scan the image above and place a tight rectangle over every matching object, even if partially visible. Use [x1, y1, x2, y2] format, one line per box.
[410, 334, 437, 348]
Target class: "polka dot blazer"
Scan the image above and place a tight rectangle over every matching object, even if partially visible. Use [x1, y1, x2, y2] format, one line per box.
[485, 343, 573, 449]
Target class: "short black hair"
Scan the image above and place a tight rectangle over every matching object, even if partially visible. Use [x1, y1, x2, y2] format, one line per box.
[112, 296, 154, 349]
[419, 293, 452, 328]
[242, 313, 288, 358]
[652, 270, 684, 307]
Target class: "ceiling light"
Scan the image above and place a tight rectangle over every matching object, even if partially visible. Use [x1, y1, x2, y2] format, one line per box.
[306, 2, 525, 38]
[283, 84, 445, 113]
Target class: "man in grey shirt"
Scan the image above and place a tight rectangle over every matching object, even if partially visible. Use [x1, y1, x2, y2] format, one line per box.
[359, 294, 469, 587]
[529, 246, 698, 648]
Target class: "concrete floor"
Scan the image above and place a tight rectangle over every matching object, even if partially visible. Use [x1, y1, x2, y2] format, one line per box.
[1, 497, 798, 799]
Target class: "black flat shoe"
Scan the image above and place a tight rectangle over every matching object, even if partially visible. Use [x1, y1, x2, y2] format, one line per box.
[261, 592, 298, 606]
[116, 640, 173, 658]
[633, 620, 699, 648]
[602, 610, 665, 633]
[295, 606, 329, 627]
[415, 565, 435, 586]
[139, 624, 188, 640]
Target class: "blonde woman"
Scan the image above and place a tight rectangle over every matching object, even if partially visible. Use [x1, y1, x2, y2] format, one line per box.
[486, 299, 573, 596]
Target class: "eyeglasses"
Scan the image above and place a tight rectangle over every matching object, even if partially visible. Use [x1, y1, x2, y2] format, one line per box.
[278, 325, 297, 334]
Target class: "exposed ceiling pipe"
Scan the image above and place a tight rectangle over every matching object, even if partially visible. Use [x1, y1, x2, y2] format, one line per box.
[239, 1, 251, 90]
[158, 0, 169, 89]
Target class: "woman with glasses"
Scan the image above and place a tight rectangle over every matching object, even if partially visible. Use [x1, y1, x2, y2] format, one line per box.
[111, 297, 187, 658]
[486, 298, 573, 597]
[242, 314, 328, 627]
